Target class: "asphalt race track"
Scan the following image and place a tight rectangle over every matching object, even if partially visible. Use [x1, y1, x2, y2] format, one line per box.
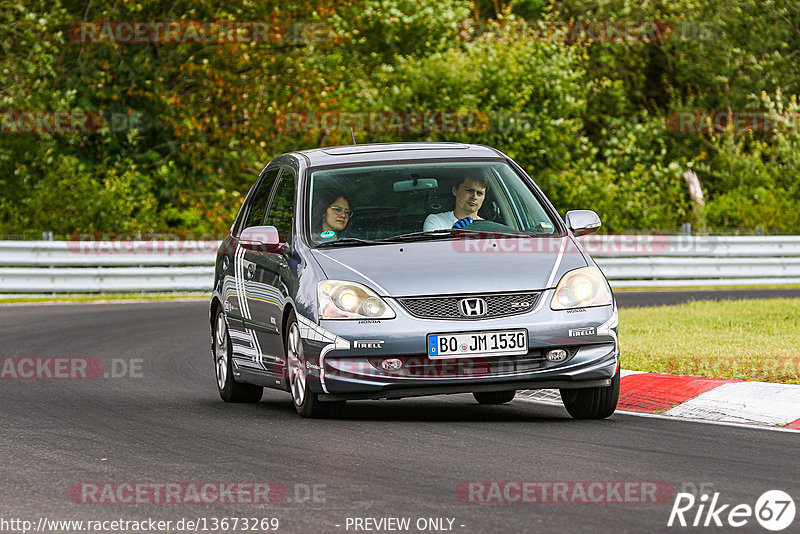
[1, 299, 798, 533]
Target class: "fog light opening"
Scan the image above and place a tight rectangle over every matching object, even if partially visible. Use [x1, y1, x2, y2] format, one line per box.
[546, 349, 568, 362]
[381, 358, 404, 372]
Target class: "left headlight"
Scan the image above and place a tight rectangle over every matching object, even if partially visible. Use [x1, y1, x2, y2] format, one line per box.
[318, 280, 396, 320]
[550, 267, 612, 310]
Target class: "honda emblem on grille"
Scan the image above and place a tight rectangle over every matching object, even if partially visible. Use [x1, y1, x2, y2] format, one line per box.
[458, 298, 487, 317]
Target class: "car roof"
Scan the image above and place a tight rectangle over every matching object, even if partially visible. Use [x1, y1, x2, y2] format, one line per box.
[291, 142, 506, 167]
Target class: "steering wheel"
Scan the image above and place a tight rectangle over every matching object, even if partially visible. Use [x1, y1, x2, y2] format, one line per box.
[464, 219, 515, 232]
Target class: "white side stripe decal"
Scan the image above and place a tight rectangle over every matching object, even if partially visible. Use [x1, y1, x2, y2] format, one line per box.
[234, 245, 265, 370]
[296, 314, 349, 394]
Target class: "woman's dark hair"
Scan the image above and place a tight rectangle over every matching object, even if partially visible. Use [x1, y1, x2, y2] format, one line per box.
[311, 189, 352, 234]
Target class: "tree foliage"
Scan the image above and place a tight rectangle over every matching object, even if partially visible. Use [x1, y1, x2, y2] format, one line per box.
[1, 0, 798, 234]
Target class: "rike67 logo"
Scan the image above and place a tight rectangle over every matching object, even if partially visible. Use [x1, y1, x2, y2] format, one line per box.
[668, 490, 795, 531]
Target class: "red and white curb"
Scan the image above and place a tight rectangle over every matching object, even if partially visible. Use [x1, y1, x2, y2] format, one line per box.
[518, 369, 800, 430]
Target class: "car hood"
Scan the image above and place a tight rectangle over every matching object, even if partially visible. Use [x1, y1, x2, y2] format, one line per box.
[309, 236, 588, 297]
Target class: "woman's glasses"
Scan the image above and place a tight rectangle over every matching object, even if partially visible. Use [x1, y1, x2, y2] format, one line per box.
[328, 205, 354, 217]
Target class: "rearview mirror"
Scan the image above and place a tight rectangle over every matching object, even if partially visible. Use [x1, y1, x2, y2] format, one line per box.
[565, 210, 601, 237]
[393, 177, 438, 192]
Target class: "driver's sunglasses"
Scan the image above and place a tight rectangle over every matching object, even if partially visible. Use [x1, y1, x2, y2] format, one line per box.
[328, 205, 354, 217]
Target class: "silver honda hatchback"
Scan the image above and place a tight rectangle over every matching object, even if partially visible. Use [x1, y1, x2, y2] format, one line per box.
[209, 143, 619, 418]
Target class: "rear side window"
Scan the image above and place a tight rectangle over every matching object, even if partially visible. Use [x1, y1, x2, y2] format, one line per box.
[266, 169, 297, 241]
[243, 168, 281, 230]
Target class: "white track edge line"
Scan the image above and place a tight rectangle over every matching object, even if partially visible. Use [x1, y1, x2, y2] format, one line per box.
[515, 395, 800, 434]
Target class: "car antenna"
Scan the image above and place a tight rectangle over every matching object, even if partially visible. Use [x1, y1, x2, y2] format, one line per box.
[350, 127, 357, 145]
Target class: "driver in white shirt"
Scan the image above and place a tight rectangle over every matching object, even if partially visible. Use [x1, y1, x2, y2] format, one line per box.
[423, 176, 489, 231]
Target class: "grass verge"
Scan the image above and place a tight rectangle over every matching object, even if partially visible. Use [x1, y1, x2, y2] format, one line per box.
[620, 298, 800, 384]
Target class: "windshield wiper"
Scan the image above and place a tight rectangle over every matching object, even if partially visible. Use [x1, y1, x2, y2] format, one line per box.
[316, 237, 387, 248]
[386, 228, 534, 242]
[381, 229, 461, 242]
[457, 229, 534, 239]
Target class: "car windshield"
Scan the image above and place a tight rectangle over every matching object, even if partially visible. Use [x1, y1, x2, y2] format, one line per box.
[307, 161, 559, 246]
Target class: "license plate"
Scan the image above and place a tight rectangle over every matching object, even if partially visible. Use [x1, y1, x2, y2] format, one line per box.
[427, 329, 528, 359]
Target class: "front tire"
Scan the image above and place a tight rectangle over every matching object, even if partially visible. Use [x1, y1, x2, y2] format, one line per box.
[560, 368, 620, 419]
[213, 308, 263, 403]
[285, 311, 345, 418]
[473, 390, 516, 404]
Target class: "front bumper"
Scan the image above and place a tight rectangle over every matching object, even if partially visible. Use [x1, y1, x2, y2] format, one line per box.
[318, 345, 618, 401]
[298, 291, 619, 400]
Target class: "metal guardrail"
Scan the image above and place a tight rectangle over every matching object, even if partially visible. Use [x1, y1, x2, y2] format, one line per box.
[0, 240, 218, 266]
[0, 241, 217, 293]
[583, 235, 800, 287]
[1, 236, 799, 293]
[0, 267, 214, 293]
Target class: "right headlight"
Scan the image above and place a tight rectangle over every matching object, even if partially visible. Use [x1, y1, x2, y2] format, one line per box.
[318, 280, 396, 320]
[550, 267, 612, 310]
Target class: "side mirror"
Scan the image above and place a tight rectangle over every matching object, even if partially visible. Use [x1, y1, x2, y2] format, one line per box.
[565, 210, 601, 237]
[239, 225, 285, 253]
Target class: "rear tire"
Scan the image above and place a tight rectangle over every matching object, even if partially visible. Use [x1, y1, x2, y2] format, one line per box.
[560, 368, 619, 419]
[213, 308, 263, 403]
[285, 311, 345, 418]
[473, 390, 516, 404]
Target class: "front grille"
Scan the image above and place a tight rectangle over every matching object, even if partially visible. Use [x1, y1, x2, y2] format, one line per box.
[398, 291, 541, 320]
